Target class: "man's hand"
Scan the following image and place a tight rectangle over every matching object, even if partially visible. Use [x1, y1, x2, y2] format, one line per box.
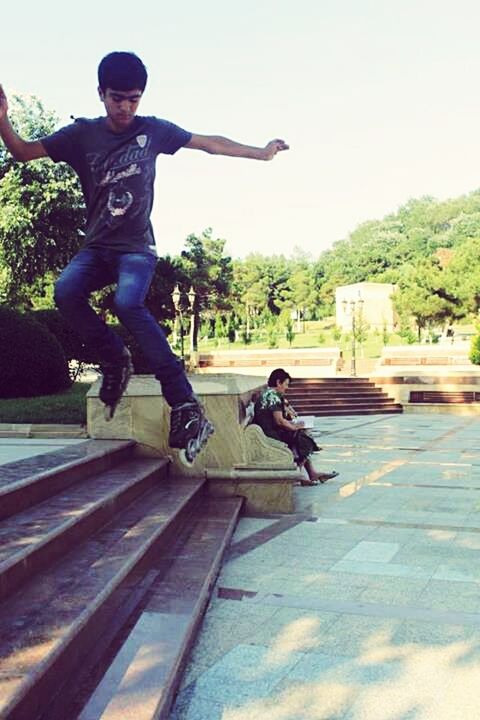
[262, 138, 289, 161]
[0, 87, 47, 162]
[0, 85, 9, 123]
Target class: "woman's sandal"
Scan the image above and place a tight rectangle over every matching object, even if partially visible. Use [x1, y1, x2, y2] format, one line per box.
[316, 470, 339, 483]
[299, 471, 339, 486]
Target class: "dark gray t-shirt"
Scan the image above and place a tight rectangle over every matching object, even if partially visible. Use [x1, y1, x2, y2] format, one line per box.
[41, 116, 191, 254]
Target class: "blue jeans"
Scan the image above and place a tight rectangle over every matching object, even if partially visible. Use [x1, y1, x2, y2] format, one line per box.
[54, 247, 193, 407]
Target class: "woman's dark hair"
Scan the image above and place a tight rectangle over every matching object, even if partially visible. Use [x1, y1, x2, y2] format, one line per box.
[267, 368, 292, 387]
[98, 52, 148, 92]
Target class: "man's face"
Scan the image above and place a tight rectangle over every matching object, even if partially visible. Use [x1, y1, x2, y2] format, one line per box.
[99, 87, 143, 131]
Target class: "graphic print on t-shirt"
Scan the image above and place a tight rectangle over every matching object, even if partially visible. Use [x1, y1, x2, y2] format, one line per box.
[86, 133, 154, 229]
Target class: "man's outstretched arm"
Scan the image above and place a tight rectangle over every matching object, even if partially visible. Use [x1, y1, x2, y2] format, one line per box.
[185, 134, 289, 161]
[0, 85, 47, 162]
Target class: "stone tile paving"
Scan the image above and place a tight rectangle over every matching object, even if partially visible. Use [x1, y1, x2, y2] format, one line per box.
[171, 413, 480, 720]
[0, 438, 124, 490]
[0, 438, 86, 466]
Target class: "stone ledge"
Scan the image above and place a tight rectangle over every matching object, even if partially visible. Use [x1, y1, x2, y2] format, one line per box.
[87, 374, 299, 513]
[404, 403, 480, 415]
[0, 424, 88, 438]
[206, 469, 300, 514]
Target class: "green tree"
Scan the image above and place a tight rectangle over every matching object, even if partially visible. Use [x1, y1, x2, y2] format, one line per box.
[281, 262, 317, 332]
[470, 334, 480, 365]
[332, 326, 342, 342]
[0, 95, 85, 308]
[285, 318, 295, 347]
[232, 253, 291, 337]
[393, 260, 456, 341]
[443, 236, 480, 315]
[178, 229, 233, 351]
[226, 313, 236, 343]
[214, 314, 226, 343]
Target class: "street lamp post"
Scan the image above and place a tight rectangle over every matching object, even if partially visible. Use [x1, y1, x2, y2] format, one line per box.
[188, 285, 196, 354]
[171, 284, 184, 363]
[342, 297, 364, 377]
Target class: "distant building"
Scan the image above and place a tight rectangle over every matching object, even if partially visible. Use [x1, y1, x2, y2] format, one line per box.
[335, 282, 397, 331]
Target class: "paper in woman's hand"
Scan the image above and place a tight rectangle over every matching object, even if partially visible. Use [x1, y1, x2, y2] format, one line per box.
[293, 415, 315, 430]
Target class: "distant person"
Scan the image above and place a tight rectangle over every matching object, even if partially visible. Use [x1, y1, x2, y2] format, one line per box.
[253, 368, 338, 485]
[0, 51, 289, 464]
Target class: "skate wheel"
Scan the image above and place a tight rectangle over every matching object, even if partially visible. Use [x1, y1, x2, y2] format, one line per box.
[179, 448, 194, 467]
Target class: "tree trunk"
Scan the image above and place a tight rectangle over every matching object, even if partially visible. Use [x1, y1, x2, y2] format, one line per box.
[296, 307, 301, 333]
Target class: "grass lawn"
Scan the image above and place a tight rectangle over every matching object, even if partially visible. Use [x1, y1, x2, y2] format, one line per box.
[0, 382, 91, 425]
[199, 321, 406, 360]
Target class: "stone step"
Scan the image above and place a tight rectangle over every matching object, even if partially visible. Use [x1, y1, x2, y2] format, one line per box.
[290, 379, 372, 387]
[288, 388, 387, 397]
[0, 439, 136, 520]
[288, 393, 392, 403]
[291, 398, 397, 409]
[312, 405, 403, 416]
[290, 384, 375, 392]
[50, 496, 244, 720]
[288, 396, 390, 406]
[0, 476, 205, 720]
[291, 376, 372, 382]
[286, 378, 401, 415]
[0, 456, 169, 603]
[291, 397, 398, 407]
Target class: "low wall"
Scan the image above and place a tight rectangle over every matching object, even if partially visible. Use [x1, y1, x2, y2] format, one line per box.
[378, 343, 472, 368]
[196, 347, 342, 378]
[371, 373, 480, 408]
[372, 344, 480, 412]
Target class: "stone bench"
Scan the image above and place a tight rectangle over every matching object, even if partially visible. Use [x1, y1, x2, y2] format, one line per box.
[409, 391, 478, 403]
[87, 374, 302, 513]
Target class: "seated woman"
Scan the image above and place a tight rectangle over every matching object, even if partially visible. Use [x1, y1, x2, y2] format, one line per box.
[253, 368, 338, 486]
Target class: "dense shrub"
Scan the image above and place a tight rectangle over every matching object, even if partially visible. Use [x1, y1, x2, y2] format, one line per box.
[28, 309, 95, 363]
[23, 309, 176, 376]
[470, 335, 480, 365]
[0, 306, 71, 398]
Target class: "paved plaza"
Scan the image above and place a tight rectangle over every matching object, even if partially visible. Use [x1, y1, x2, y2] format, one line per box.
[2, 413, 480, 719]
[170, 413, 480, 720]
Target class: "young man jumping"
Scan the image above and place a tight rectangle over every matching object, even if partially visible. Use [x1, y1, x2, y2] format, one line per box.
[0, 51, 289, 464]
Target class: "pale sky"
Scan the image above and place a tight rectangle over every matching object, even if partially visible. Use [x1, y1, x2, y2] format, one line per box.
[4, 0, 480, 259]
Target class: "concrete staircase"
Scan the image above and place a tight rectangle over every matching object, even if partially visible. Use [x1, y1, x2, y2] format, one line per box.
[0, 439, 242, 720]
[287, 377, 403, 416]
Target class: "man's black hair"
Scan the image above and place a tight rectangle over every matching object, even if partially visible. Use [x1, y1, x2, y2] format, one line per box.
[98, 52, 148, 92]
[267, 368, 292, 387]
